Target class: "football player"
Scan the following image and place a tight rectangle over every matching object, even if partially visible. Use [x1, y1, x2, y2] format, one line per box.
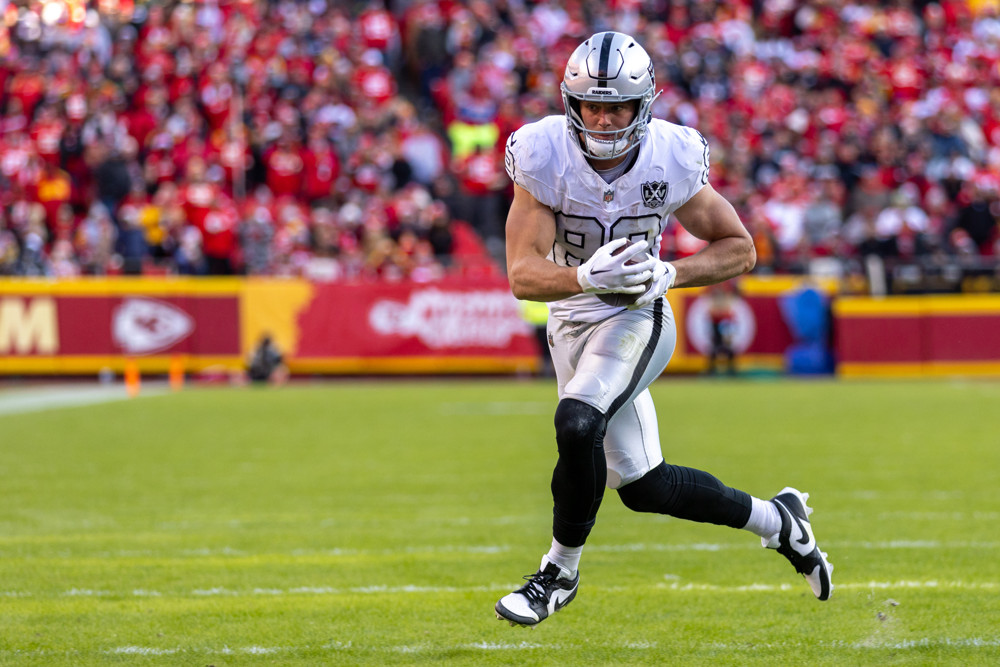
[495, 31, 833, 627]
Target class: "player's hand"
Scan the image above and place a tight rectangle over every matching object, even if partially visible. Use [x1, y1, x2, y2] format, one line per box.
[628, 260, 677, 309]
[577, 238, 656, 294]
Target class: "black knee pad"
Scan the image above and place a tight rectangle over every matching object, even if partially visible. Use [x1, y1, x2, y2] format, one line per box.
[551, 398, 609, 547]
[553, 398, 607, 454]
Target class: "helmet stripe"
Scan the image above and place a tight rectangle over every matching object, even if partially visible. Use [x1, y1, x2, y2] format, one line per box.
[597, 32, 614, 85]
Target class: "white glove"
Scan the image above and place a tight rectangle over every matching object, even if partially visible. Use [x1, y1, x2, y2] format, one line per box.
[577, 238, 656, 294]
[628, 260, 677, 309]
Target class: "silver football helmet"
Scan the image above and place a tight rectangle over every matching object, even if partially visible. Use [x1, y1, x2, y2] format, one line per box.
[561, 31, 659, 160]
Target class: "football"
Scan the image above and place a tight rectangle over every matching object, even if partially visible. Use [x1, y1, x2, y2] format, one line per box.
[596, 241, 653, 308]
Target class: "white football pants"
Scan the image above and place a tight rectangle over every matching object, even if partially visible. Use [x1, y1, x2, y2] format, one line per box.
[548, 298, 677, 489]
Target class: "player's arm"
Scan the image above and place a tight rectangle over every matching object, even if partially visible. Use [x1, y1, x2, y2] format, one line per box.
[669, 183, 756, 288]
[505, 184, 654, 301]
[505, 184, 582, 301]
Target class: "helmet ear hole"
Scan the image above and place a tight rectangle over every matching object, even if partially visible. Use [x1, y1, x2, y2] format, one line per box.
[567, 97, 582, 118]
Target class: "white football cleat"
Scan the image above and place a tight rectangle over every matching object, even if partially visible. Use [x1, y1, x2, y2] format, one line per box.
[495, 556, 579, 626]
[763, 487, 834, 601]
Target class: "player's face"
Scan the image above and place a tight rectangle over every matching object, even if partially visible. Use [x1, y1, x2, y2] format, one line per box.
[579, 101, 637, 138]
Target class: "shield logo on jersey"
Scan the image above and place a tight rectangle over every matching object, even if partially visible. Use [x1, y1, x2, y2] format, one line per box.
[641, 181, 667, 208]
[603, 188, 614, 203]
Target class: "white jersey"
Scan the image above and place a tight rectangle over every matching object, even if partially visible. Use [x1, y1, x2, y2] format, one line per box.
[505, 115, 710, 322]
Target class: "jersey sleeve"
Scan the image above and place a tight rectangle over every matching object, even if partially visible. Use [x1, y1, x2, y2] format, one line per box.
[669, 125, 711, 207]
[503, 121, 560, 208]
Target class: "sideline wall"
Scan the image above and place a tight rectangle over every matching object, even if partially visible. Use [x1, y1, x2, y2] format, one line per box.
[834, 294, 1000, 377]
[0, 277, 997, 377]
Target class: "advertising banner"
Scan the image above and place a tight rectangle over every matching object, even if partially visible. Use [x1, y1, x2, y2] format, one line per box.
[0, 277, 540, 375]
[288, 280, 539, 374]
[0, 279, 242, 373]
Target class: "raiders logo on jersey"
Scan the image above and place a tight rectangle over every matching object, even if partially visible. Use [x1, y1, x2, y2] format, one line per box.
[641, 181, 667, 208]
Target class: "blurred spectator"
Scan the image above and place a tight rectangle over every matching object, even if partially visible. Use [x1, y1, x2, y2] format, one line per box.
[16, 203, 50, 276]
[263, 135, 305, 200]
[801, 169, 845, 259]
[0, 213, 20, 275]
[422, 200, 454, 266]
[301, 125, 341, 204]
[452, 144, 507, 260]
[875, 185, 933, 259]
[35, 161, 74, 236]
[91, 145, 133, 223]
[200, 202, 240, 275]
[74, 204, 118, 276]
[301, 206, 343, 282]
[240, 203, 275, 276]
[353, 48, 398, 110]
[117, 203, 150, 275]
[953, 178, 1000, 255]
[149, 183, 184, 261]
[175, 226, 208, 275]
[404, 0, 451, 105]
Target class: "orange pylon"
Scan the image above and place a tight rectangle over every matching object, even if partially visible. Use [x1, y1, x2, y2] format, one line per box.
[169, 355, 185, 391]
[124, 358, 141, 398]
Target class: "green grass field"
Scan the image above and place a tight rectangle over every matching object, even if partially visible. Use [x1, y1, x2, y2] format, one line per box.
[1, 378, 999, 665]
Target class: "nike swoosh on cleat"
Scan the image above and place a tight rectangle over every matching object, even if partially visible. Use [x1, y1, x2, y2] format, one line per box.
[778, 498, 812, 547]
[790, 512, 811, 546]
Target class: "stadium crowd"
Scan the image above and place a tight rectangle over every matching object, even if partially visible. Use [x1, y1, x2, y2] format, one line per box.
[1, 0, 999, 293]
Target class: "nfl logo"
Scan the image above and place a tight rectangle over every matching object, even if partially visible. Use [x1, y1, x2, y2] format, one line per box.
[604, 188, 614, 203]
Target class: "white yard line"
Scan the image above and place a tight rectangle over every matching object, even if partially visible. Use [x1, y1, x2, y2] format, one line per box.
[110, 647, 180, 655]
[656, 580, 1000, 593]
[8, 633, 1000, 658]
[588, 539, 1000, 552]
[19, 539, 991, 562]
[89, 636, 1000, 657]
[1, 578, 992, 600]
[0, 383, 166, 416]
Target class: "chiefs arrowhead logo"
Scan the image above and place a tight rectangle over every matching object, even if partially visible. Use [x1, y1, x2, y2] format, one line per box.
[113, 298, 194, 354]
